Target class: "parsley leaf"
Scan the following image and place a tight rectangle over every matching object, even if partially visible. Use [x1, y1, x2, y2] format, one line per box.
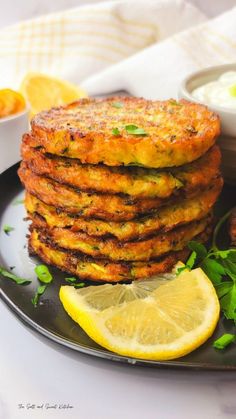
[188, 241, 207, 260]
[65, 277, 85, 287]
[228, 251, 236, 263]
[0, 266, 31, 285]
[31, 284, 47, 307]
[201, 259, 225, 286]
[73, 282, 85, 288]
[220, 284, 236, 320]
[112, 128, 120, 136]
[12, 198, 24, 205]
[125, 125, 148, 136]
[223, 258, 236, 282]
[177, 250, 196, 274]
[3, 225, 14, 235]
[35, 265, 53, 283]
[112, 102, 123, 109]
[213, 333, 236, 350]
[112, 125, 148, 136]
[179, 209, 236, 327]
[216, 282, 233, 298]
[185, 251, 197, 270]
[169, 99, 181, 106]
[65, 277, 77, 283]
[32, 265, 53, 307]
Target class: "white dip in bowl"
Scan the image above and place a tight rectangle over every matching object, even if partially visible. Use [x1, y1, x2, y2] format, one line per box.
[179, 64, 236, 184]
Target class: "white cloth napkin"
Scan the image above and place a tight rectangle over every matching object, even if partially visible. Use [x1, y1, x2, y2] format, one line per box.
[83, 5, 236, 99]
[0, 0, 206, 96]
[0, 0, 235, 100]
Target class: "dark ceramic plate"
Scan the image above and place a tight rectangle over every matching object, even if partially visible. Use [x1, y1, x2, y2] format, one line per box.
[0, 163, 236, 370]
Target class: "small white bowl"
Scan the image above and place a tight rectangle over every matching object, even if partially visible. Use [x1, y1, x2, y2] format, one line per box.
[178, 63, 236, 184]
[0, 108, 29, 174]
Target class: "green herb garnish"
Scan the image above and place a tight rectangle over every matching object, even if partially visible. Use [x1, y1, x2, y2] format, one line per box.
[65, 277, 77, 283]
[169, 99, 181, 106]
[3, 225, 14, 235]
[0, 266, 31, 285]
[213, 333, 236, 350]
[112, 125, 148, 137]
[35, 265, 53, 284]
[112, 102, 123, 109]
[65, 277, 85, 288]
[179, 210, 236, 324]
[31, 284, 47, 307]
[32, 265, 53, 307]
[125, 125, 148, 136]
[73, 282, 85, 288]
[112, 128, 120, 136]
[12, 199, 24, 206]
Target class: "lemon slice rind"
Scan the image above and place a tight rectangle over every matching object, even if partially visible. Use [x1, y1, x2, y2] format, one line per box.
[59, 268, 220, 361]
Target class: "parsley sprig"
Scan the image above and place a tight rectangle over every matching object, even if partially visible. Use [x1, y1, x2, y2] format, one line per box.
[112, 128, 120, 136]
[125, 124, 148, 136]
[0, 266, 31, 285]
[213, 333, 236, 350]
[3, 225, 14, 235]
[65, 277, 85, 288]
[31, 264, 53, 307]
[35, 264, 53, 283]
[112, 102, 123, 109]
[112, 125, 148, 137]
[178, 209, 236, 324]
[31, 284, 47, 307]
[12, 198, 24, 206]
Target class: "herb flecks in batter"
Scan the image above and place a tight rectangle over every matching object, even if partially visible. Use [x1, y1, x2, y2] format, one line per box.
[125, 125, 148, 136]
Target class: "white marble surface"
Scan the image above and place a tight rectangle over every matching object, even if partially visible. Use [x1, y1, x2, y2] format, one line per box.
[1, 301, 236, 419]
[1, 1, 236, 419]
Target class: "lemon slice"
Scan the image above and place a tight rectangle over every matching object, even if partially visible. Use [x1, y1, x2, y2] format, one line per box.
[20, 73, 87, 117]
[59, 268, 220, 360]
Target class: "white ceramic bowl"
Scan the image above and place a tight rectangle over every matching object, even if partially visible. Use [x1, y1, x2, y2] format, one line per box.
[0, 108, 29, 174]
[178, 63, 236, 184]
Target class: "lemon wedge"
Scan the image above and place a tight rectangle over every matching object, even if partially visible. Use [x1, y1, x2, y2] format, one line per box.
[59, 268, 220, 360]
[20, 73, 87, 117]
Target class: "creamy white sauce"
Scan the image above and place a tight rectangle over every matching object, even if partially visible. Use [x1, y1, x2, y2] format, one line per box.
[192, 71, 236, 109]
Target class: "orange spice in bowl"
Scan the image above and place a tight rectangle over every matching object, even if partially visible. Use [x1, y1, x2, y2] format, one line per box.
[0, 89, 26, 119]
[0, 89, 28, 174]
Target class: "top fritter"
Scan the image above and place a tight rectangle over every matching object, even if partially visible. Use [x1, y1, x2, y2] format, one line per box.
[30, 97, 220, 168]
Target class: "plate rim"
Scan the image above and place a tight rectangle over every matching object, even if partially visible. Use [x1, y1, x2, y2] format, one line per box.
[1, 289, 236, 371]
[1, 163, 236, 371]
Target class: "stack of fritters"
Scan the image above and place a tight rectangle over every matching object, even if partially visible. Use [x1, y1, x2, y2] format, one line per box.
[18, 97, 223, 282]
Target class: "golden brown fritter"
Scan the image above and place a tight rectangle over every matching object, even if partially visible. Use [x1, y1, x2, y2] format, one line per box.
[26, 178, 223, 241]
[22, 136, 221, 199]
[18, 163, 167, 221]
[31, 215, 211, 261]
[20, 162, 216, 222]
[30, 97, 220, 168]
[29, 227, 211, 282]
[29, 228, 189, 282]
[170, 145, 221, 195]
[22, 135, 182, 199]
